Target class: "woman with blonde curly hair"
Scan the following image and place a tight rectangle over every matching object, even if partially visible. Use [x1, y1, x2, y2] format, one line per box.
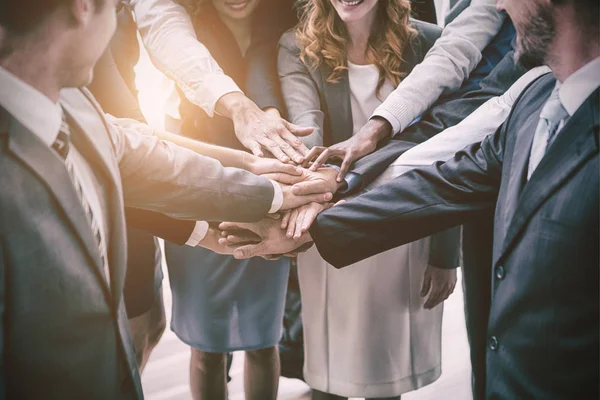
[278, 1, 460, 399]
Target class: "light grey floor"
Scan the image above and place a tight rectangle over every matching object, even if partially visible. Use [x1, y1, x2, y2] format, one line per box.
[142, 262, 473, 400]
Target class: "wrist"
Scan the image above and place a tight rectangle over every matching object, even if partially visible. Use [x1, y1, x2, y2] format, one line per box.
[366, 117, 393, 143]
[216, 92, 257, 121]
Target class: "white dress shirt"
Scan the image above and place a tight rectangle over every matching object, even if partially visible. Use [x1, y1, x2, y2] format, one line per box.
[130, 0, 242, 116]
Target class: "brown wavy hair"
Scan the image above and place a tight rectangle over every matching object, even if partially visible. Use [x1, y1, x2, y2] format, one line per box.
[295, 0, 417, 94]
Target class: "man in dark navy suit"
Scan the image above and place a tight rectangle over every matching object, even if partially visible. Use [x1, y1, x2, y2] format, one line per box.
[225, 0, 600, 398]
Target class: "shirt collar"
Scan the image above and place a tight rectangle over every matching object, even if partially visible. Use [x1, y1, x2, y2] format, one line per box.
[0, 66, 63, 147]
[557, 56, 600, 116]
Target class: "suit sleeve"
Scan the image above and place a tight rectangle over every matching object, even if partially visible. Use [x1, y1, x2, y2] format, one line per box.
[310, 124, 506, 268]
[124, 208, 195, 246]
[278, 32, 325, 149]
[107, 116, 275, 223]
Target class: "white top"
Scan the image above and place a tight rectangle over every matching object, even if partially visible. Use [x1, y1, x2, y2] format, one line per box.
[347, 62, 395, 135]
[372, 0, 505, 134]
[130, 0, 242, 116]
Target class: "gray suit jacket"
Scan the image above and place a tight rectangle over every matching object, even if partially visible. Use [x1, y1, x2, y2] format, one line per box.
[278, 19, 443, 149]
[310, 73, 599, 398]
[0, 88, 273, 399]
[278, 20, 460, 269]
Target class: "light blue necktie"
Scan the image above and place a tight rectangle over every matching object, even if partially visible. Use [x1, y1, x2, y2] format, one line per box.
[527, 86, 570, 180]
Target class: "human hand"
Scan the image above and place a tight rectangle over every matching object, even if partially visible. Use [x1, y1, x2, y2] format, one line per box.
[280, 183, 332, 211]
[197, 228, 237, 255]
[218, 218, 313, 259]
[221, 94, 312, 163]
[290, 167, 342, 196]
[244, 153, 304, 176]
[281, 202, 333, 240]
[420, 265, 457, 310]
[302, 117, 392, 181]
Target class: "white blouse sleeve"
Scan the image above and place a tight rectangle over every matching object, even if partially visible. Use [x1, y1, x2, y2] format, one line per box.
[371, 0, 506, 134]
[130, 0, 242, 116]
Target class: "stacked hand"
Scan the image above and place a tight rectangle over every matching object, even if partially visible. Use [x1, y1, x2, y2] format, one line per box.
[216, 166, 343, 259]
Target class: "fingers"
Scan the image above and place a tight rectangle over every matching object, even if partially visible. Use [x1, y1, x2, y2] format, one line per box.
[281, 130, 310, 159]
[261, 137, 291, 163]
[271, 134, 304, 164]
[291, 180, 329, 196]
[245, 140, 264, 158]
[299, 204, 327, 235]
[334, 199, 347, 206]
[310, 148, 338, 172]
[286, 208, 299, 239]
[301, 146, 326, 168]
[293, 208, 307, 240]
[218, 221, 253, 233]
[337, 153, 355, 182]
[282, 192, 332, 210]
[420, 272, 431, 298]
[266, 213, 281, 220]
[233, 243, 265, 259]
[285, 121, 314, 137]
[263, 172, 306, 185]
[281, 210, 291, 230]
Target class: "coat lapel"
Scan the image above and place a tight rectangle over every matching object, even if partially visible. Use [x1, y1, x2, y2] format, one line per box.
[499, 90, 599, 262]
[6, 116, 112, 298]
[61, 89, 127, 301]
[320, 68, 353, 146]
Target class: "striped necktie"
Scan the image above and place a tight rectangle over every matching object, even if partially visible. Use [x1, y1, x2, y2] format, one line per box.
[527, 86, 570, 180]
[52, 116, 110, 285]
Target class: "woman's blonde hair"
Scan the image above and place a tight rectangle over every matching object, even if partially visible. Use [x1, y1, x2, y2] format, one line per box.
[295, 0, 417, 94]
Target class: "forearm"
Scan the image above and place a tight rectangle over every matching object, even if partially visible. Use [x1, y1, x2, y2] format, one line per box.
[108, 116, 274, 222]
[154, 129, 253, 170]
[373, 0, 505, 133]
[131, 0, 241, 115]
[428, 226, 462, 269]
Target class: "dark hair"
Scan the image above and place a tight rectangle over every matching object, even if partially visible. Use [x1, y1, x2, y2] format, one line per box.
[0, 0, 105, 35]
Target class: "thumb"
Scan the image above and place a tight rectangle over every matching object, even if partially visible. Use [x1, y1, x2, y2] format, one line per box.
[233, 243, 265, 259]
[421, 274, 431, 297]
[284, 121, 314, 137]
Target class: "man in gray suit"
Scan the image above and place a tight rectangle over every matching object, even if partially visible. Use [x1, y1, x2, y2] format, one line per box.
[0, 0, 332, 398]
[223, 0, 599, 397]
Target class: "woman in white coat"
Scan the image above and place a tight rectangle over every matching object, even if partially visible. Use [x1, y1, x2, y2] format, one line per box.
[277, 1, 460, 399]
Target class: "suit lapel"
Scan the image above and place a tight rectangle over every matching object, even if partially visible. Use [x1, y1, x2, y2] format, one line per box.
[60, 90, 127, 301]
[499, 90, 599, 262]
[320, 68, 353, 146]
[7, 116, 112, 298]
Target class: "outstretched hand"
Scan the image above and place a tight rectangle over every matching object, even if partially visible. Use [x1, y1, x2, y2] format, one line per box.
[301, 117, 392, 181]
[218, 218, 313, 259]
[232, 103, 312, 164]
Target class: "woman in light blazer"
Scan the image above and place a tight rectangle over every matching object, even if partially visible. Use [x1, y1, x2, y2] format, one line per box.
[278, 1, 460, 399]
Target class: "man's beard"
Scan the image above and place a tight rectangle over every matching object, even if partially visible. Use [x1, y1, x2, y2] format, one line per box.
[514, 4, 555, 70]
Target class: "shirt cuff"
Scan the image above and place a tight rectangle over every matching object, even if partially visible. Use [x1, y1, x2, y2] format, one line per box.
[371, 108, 403, 135]
[338, 172, 361, 196]
[190, 74, 242, 117]
[185, 221, 210, 247]
[269, 180, 284, 214]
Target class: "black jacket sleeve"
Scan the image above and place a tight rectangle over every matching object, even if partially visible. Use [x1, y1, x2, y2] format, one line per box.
[124, 208, 196, 246]
[310, 123, 506, 268]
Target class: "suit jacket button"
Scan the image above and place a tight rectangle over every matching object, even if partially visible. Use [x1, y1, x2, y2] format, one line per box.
[489, 336, 499, 351]
[495, 265, 505, 280]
